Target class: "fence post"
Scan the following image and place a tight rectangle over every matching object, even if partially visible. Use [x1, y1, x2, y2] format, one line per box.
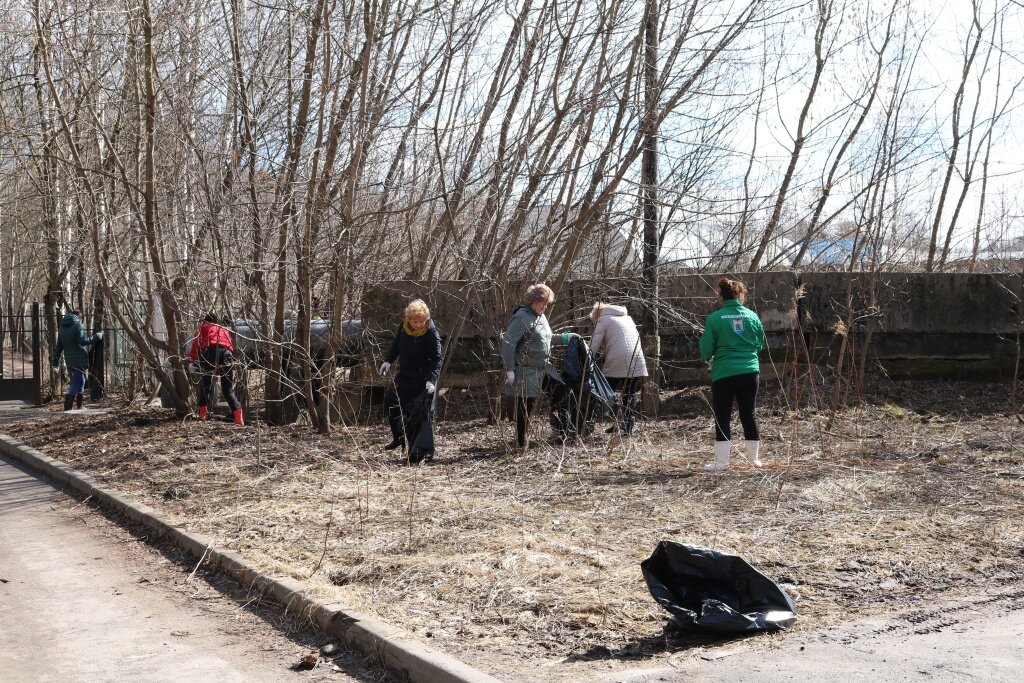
[32, 303, 42, 405]
[90, 331, 105, 399]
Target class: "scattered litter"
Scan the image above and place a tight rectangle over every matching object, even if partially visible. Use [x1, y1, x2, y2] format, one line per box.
[163, 485, 192, 501]
[294, 652, 318, 671]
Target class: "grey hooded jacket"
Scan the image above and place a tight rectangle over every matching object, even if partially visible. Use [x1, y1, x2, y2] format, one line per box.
[500, 305, 564, 398]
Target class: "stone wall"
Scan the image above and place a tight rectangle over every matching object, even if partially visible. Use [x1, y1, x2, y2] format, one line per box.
[799, 272, 1022, 379]
[361, 272, 1023, 385]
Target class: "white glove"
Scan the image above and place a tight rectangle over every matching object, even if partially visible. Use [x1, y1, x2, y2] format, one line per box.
[425, 382, 435, 394]
[505, 370, 516, 385]
[187, 362, 198, 373]
[378, 361, 391, 376]
[93, 331, 103, 340]
[51, 364, 59, 372]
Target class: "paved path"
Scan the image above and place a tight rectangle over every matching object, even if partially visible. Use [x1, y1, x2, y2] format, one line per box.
[595, 601, 1024, 683]
[0, 453, 374, 682]
[0, 401, 109, 425]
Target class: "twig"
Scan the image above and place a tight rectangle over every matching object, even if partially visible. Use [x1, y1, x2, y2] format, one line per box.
[307, 489, 337, 578]
[187, 544, 212, 583]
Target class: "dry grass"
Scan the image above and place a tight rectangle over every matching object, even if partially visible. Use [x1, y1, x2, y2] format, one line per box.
[7, 378, 1024, 680]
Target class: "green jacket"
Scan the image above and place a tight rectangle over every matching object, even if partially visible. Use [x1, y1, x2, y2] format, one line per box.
[52, 313, 99, 370]
[699, 299, 764, 382]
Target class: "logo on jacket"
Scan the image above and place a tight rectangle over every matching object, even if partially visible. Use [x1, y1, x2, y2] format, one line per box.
[732, 319, 745, 334]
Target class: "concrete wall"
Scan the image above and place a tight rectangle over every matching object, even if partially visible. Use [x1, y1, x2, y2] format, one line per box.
[800, 272, 1022, 379]
[800, 272, 1022, 334]
[361, 272, 1023, 385]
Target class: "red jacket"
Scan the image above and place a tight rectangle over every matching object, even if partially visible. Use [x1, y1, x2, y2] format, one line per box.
[189, 321, 234, 361]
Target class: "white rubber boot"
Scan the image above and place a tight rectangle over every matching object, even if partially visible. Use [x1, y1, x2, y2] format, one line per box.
[704, 441, 731, 472]
[744, 440, 762, 467]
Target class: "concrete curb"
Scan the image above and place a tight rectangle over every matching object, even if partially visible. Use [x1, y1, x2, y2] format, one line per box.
[0, 434, 503, 683]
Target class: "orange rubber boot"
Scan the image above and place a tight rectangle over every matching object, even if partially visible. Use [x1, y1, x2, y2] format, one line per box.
[232, 409, 244, 426]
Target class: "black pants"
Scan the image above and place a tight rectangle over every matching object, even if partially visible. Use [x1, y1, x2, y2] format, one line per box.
[384, 389, 405, 442]
[608, 377, 641, 435]
[198, 346, 241, 411]
[385, 376, 427, 444]
[711, 372, 759, 442]
[513, 396, 537, 447]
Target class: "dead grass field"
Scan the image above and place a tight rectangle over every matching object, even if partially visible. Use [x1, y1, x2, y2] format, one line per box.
[6, 378, 1024, 681]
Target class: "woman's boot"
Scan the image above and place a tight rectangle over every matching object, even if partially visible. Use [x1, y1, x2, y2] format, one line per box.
[233, 409, 244, 426]
[75, 394, 83, 410]
[384, 413, 405, 449]
[744, 440, 762, 467]
[384, 402, 405, 449]
[198, 405, 208, 420]
[704, 441, 731, 472]
[63, 394, 74, 411]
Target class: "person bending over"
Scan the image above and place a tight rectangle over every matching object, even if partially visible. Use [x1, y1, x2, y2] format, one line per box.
[189, 313, 243, 425]
[590, 302, 648, 437]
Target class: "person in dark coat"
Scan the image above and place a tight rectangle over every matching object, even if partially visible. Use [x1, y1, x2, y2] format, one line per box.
[188, 313, 244, 425]
[379, 299, 442, 458]
[51, 310, 102, 411]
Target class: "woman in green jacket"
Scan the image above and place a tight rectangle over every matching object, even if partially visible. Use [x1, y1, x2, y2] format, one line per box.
[699, 278, 765, 471]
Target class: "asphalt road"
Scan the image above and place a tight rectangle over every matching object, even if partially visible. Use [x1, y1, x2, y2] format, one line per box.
[589, 582, 1024, 683]
[0, 451, 377, 683]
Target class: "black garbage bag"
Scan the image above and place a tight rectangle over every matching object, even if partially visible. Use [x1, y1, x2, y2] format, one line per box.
[406, 391, 435, 464]
[641, 541, 797, 633]
[548, 334, 616, 439]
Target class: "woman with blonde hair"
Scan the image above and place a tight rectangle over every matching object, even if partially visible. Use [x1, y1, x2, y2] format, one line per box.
[699, 278, 765, 471]
[590, 301, 648, 436]
[379, 299, 442, 460]
[500, 283, 569, 448]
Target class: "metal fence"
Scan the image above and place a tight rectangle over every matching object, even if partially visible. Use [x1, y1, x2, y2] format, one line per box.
[1, 301, 368, 417]
[0, 304, 41, 403]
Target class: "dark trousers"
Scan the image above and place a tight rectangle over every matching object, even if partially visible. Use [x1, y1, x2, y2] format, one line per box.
[711, 372, 759, 442]
[513, 396, 537, 447]
[385, 388, 413, 443]
[385, 376, 426, 444]
[198, 346, 241, 411]
[608, 377, 641, 435]
[385, 390, 405, 442]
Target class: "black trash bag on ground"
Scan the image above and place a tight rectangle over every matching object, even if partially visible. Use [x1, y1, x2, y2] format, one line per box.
[641, 541, 797, 633]
[405, 391, 435, 464]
